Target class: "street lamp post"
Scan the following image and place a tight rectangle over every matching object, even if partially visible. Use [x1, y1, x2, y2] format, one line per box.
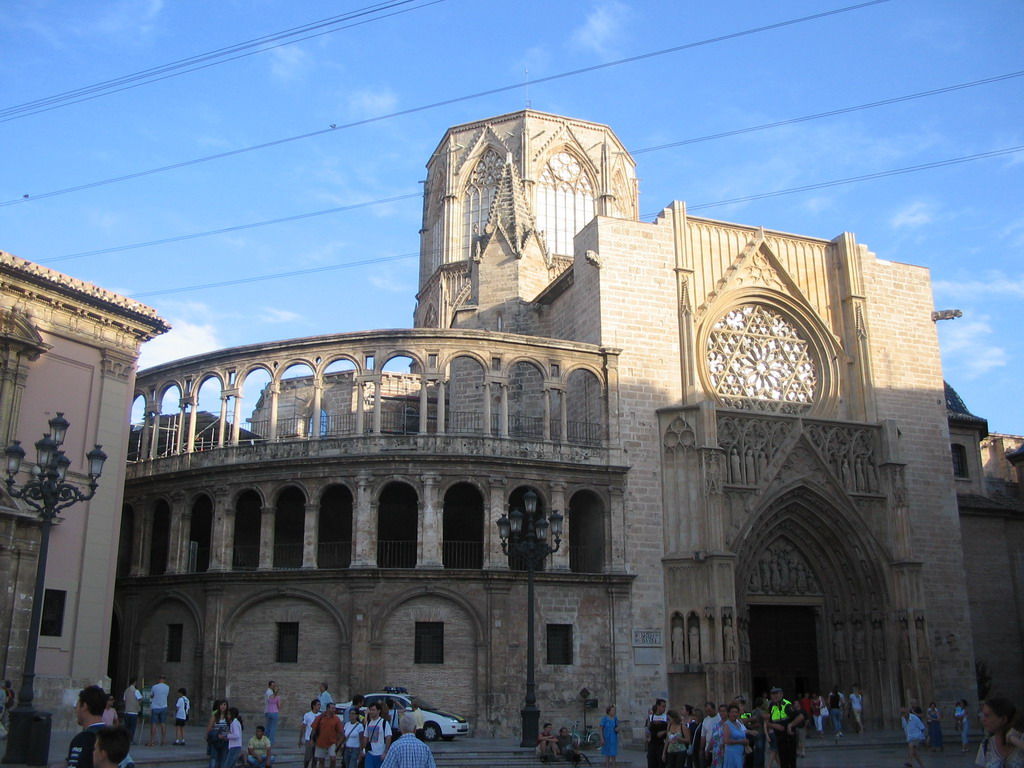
[496, 490, 563, 749]
[2, 413, 107, 766]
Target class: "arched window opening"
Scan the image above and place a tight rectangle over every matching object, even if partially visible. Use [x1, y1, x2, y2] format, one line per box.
[507, 486, 547, 572]
[446, 356, 485, 434]
[319, 485, 353, 568]
[274, 486, 306, 568]
[188, 495, 213, 573]
[322, 358, 358, 436]
[148, 500, 171, 575]
[507, 362, 546, 439]
[232, 491, 262, 570]
[536, 150, 595, 257]
[442, 483, 484, 569]
[117, 504, 134, 578]
[155, 386, 183, 457]
[240, 368, 273, 442]
[127, 395, 147, 461]
[565, 368, 604, 445]
[275, 363, 316, 438]
[379, 355, 421, 434]
[193, 376, 225, 451]
[462, 148, 503, 260]
[377, 483, 418, 568]
[568, 490, 604, 573]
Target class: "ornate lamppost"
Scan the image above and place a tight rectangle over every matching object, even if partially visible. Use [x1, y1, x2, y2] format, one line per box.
[2, 413, 107, 766]
[496, 489, 563, 748]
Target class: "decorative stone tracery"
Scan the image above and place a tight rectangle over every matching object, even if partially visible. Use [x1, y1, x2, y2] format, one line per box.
[746, 539, 821, 596]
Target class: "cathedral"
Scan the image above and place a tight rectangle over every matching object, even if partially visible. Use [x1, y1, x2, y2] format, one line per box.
[111, 109, 1001, 737]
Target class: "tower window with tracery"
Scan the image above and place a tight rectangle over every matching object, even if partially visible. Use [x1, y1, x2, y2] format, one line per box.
[706, 304, 818, 413]
[462, 148, 503, 261]
[537, 151, 595, 257]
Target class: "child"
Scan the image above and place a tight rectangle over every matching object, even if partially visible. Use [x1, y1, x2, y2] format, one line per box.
[174, 688, 190, 745]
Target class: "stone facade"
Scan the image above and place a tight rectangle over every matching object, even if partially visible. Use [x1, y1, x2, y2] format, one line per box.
[0, 250, 168, 714]
[114, 110, 992, 738]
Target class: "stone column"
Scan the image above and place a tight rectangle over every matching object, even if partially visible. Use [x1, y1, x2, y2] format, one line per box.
[355, 379, 366, 435]
[268, 383, 280, 441]
[607, 485, 626, 572]
[185, 396, 198, 453]
[175, 400, 188, 453]
[436, 379, 446, 435]
[258, 505, 275, 569]
[483, 381, 492, 436]
[498, 382, 509, 437]
[350, 473, 375, 568]
[418, 379, 429, 434]
[485, 476, 507, 569]
[217, 394, 229, 447]
[147, 408, 161, 459]
[311, 378, 324, 437]
[372, 378, 382, 434]
[549, 481, 569, 571]
[542, 387, 551, 441]
[130, 498, 150, 577]
[559, 390, 568, 444]
[230, 391, 242, 445]
[166, 492, 187, 574]
[302, 502, 319, 568]
[208, 490, 231, 572]
[418, 473, 442, 568]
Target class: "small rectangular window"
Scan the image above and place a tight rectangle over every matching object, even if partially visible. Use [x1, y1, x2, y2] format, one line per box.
[276, 622, 299, 663]
[414, 622, 444, 664]
[40, 589, 67, 637]
[951, 444, 968, 478]
[547, 624, 573, 665]
[492, 357, 501, 371]
[166, 624, 183, 662]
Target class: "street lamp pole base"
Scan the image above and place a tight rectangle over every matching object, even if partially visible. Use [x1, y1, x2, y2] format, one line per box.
[2, 707, 36, 765]
[520, 705, 540, 749]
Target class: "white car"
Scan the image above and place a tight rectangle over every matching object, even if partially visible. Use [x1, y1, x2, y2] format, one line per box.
[340, 688, 471, 741]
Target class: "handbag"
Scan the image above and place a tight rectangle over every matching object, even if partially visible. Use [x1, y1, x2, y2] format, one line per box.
[820, 706, 829, 717]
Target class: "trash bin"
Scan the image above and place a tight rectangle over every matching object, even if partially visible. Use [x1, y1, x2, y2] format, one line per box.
[27, 711, 52, 766]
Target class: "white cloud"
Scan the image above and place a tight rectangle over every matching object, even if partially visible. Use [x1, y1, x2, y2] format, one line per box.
[137, 318, 221, 370]
[889, 201, 935, 229]
[269, 44, 310, 81]
[345, 88, 398, 119]
[938, 316, 1009, 380]
[369, 272, 410, 293]
[571, 1, 629, 57]
[262, 308, 302, 324]
[933, 272, 1024, 300]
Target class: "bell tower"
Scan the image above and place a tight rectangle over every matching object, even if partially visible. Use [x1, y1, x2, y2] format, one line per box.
[414, 110, 638, 334]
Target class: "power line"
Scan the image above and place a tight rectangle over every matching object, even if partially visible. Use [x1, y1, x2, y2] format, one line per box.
[631, 70, 1024, 154]
[39, 70, 1021, 264]
[1, 0, 892, 208]
[128, 252, 418, 298]
[0, 0, 442, 121]
[39, 194, 420, 264]
[122, 145, 1024, 300]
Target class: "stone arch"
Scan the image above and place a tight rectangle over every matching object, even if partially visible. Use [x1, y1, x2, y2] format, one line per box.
[238, 366, 274, 440]
[506, 484, 549, 572]
[371, 590, 483, 722]
[735, 483, 892, 714]
[222, 589, 349, 711]
[378, 355, 421, 434]
[128, 394, 147, 461]
[232, 489, 263, 570]
[506, 360, 547, 440]
[442, 482, 485, 569]
[273, 485, 307, 568]
[564, 367, 604, 444]
[193, 374, 225, 450]
[446, 354, 486, 434]
[318, 483, 353, 568]
[321, 358, 359, 435]
[377, 481, 418, 568]
[188, 493, 214, 573]
[137, 593, 204, 702]
[459, 145, 505, 261]
[535, 146, 598, 257]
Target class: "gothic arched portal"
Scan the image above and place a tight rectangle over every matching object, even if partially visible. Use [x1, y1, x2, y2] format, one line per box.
[735, 484, 899, 726]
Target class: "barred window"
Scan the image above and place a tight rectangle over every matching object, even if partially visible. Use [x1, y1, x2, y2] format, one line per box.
[951, 444, 968, 478]
[40, 589, 67, 637]
[276, 622, 299, 663]
[547, 624, 573, 665]
[166, 623, 183, 662]
[415, 622, 444, 664]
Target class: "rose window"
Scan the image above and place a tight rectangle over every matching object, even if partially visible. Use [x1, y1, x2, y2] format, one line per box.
[706, 304, 818, 413]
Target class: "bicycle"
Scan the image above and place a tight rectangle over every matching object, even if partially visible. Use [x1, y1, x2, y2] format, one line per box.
[570, 720, 600, 749]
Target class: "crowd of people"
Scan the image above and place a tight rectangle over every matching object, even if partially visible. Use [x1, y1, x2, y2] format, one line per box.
[45, 677, 1024, 768]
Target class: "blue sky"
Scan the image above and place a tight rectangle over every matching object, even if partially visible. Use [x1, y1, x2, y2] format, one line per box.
[2, 0, 1022, 434]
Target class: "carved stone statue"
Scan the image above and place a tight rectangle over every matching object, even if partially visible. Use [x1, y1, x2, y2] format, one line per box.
[688, 623, 701, 663]
[832, 622, 846, 663]
[853, 625, 866, 663]
[724, 624, 736, 662]
[672, 621, 685, 664]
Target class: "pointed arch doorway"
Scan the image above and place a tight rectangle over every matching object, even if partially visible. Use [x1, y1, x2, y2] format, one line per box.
[748, 603, 820, 697]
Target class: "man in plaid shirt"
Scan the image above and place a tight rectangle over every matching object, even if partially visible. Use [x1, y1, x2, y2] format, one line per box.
[381, 714, 436, 768]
